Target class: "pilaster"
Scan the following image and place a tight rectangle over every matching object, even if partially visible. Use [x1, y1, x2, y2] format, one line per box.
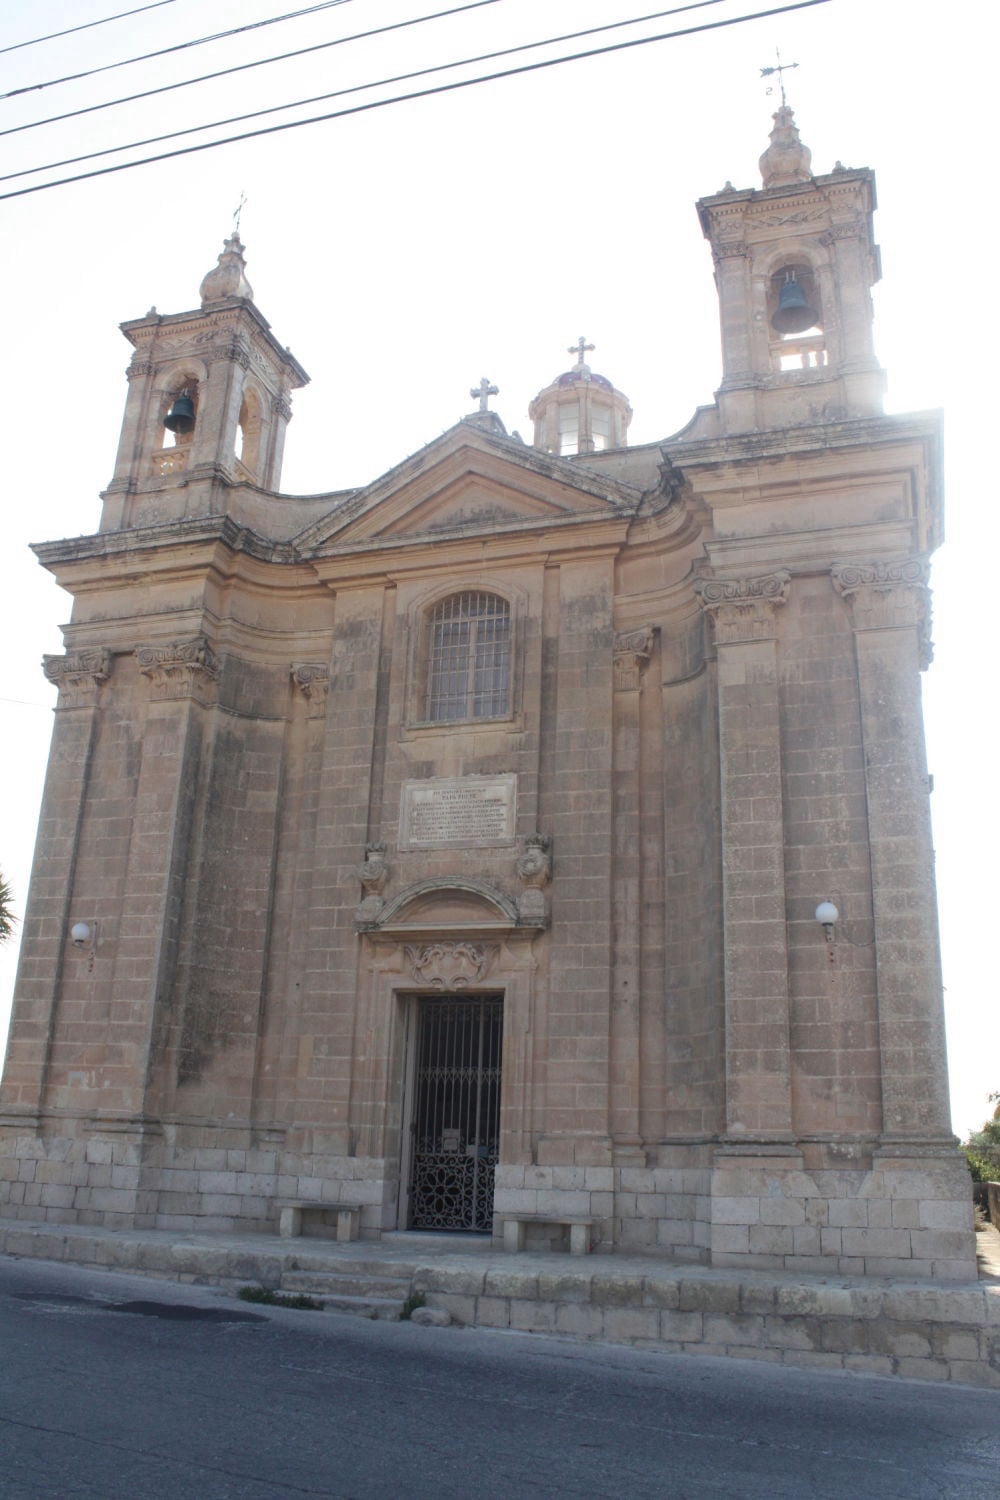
[0, 650, 109, 1117]
[832, 558, 951, 1138]
[610, 627, 654, 1157]
[696, 572, 793, 1138]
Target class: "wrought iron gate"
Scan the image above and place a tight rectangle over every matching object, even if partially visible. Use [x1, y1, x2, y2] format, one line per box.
[409, 995, 503, 1232]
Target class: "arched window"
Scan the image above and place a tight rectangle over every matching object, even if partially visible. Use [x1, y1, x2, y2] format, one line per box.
[426, 592, 511, 722]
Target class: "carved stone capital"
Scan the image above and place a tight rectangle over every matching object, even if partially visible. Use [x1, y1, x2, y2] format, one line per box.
[135, 638, 219, 701]
[694, 571, 790, 644]
[126, 358, 153, 381]
[403, 941, 498, 990]
[713, 240, 750, 262]
[271, 394, 293, 423]
[613, 627, 655, 691]
[43, 648, 111, 707]
[820, 216, 866, 244]
[291, 662, 329, 712]
[832, 558, 931, 661]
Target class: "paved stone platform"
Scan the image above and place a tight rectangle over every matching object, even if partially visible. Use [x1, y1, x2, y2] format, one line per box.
[2, 1215, 998, 1389]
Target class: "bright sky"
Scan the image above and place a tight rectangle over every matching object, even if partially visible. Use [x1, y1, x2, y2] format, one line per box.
[0, 0, 996, 1139]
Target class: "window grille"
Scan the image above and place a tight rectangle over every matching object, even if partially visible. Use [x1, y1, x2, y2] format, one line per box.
[426, 591, 511, 722]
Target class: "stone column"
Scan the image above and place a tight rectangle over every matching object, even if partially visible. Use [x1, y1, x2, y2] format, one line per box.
[610, 627, 654, 1157]
[831, 559, 951, 1138]
[695, 572, 793, 1139]
[0, 650, 109, 1119]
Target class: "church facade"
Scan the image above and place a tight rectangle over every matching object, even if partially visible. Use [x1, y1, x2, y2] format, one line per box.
[0, 110, 976, 1278]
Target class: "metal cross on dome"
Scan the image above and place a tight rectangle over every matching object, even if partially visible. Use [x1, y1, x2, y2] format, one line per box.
[470, 377, 499, 412]
[569, 336, 595, 369]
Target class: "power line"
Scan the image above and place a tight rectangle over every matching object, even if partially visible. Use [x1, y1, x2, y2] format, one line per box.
[0, 0, 499, 139]
[0, 1, 179, 57]
[1, 0, 357, 102]
[1, 0, 734, 184]
[0, 0, 833, 203]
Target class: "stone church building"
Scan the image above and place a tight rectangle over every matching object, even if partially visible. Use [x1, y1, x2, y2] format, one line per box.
[0, 109, 976, 1278]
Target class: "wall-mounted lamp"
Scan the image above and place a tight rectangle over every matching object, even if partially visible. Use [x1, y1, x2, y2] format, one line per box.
[814, 901, 839, 943]
[70, 921, 94, 950]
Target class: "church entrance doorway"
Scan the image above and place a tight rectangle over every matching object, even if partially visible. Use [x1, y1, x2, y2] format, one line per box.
[408, 994, 503, 1232]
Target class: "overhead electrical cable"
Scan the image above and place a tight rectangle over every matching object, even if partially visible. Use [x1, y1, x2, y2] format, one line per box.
[0, 0, 833, 203]
[0, 2, 179, 57]
[0, 0, 735, 184]
[1, 0, 358, 102]
[0, 0, 500, 138]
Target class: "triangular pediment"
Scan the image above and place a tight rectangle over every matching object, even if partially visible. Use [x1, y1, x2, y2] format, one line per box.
[294, 421, 641, 553]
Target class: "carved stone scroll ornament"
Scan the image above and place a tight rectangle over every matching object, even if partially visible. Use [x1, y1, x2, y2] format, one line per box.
[43, 648, 111, 708]
[403, 941, 498, 990]
[613, 627, 655, 692]
[135, 638, 219, 701]
[831, 558, 932, 666]
[271, 394, 293, 423]
[694, 571, 790, 644]
[515, 833, 551, 925]
[355, 843, 389, 924]
[291, 662, 330, 712]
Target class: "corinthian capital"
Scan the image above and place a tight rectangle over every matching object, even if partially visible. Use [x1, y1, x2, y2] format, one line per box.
[135, 637, 219, 701]
[43, 648, 111, 708]
[613, 627, 655, 691]
[694, 571, 790, 644]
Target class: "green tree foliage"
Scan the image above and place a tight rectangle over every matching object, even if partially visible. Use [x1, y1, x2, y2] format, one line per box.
[0, 869, 15, 945]
[964, 1091, 1000, 1183]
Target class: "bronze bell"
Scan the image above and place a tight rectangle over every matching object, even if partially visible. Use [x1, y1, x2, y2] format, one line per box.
[163, 392, 195, 434]
[771, 272, 817, 335]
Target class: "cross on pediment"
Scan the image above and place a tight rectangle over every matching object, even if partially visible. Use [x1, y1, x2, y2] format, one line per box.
[569, 336, 595, 369]
[470, 377, 499, 412]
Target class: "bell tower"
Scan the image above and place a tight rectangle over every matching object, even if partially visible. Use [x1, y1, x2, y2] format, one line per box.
[697, 106, 885, 434]
[101, 232, 308, 532]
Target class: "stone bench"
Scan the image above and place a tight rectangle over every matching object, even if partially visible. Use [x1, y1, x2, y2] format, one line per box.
[277, 1202, 362, 1242]
[497, 1214, 595, 1256]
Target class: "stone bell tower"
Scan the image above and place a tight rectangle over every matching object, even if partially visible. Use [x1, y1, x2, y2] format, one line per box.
[101, 232, 309, 532]
[697, 105, 884, 434]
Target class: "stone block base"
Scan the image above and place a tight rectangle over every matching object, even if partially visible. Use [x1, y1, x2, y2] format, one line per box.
[0, 1122, 977, 1279]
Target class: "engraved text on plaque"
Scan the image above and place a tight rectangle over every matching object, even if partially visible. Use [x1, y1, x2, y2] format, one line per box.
[399, 774, 517, 850]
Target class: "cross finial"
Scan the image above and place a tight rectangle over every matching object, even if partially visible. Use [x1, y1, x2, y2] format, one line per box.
[470, 377, 498, 413]
[569, 336, 595, 370]
[760, 48, 799, 107]
[233, 189, 247, 236]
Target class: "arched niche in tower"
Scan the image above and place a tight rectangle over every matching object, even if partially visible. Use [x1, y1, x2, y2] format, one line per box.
[153, 362, 207, 474]
[761, 250, 828, 375]
[235, 381, 266, 481]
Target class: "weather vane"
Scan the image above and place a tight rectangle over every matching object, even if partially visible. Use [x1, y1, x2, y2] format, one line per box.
[233, 190, 247, 236]
[760, 48, 799, 107]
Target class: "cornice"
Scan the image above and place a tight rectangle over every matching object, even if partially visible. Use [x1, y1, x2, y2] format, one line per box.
[120, 300, 310, 386]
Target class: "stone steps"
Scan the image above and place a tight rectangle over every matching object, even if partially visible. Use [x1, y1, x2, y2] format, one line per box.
[281, 1266, 414, 1320]
[282, 1269, 414, 1300]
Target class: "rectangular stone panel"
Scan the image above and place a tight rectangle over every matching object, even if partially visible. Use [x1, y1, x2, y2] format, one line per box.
[399, 774, 517, 850]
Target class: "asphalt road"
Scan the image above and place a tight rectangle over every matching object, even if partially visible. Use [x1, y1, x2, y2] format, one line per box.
[0, 1255, 997, 1499]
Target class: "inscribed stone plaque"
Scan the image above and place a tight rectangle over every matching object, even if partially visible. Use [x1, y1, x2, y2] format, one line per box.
[399, 774, 516, 850]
